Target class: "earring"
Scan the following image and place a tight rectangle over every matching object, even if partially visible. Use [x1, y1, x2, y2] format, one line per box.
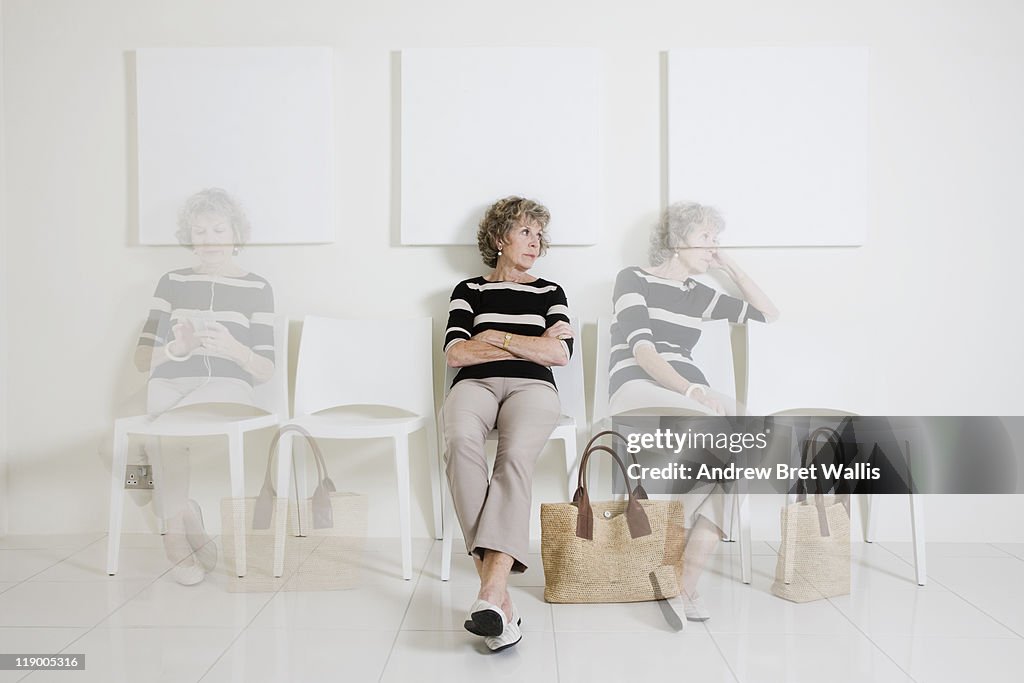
[232, 247, 240, 256]
[497, 245, 503, 256]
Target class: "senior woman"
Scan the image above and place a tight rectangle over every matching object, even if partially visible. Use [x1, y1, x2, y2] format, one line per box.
[443, 196, 573, 652]
[610, 201, 778, 619]
[134, 188, 275, 585]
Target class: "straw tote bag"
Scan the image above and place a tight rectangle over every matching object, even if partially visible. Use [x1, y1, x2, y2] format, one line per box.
[221, 424, 366, 592]
[770, 426, 851, 603]
[541, 432, 686, 603]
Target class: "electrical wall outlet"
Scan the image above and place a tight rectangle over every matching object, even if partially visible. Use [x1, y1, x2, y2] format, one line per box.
[125, 464, 154, 489]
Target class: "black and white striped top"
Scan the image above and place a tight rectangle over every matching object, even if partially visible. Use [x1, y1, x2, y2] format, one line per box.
[609, 266, 763, 396]
[137, 268, 275, 385]
[444, 276, 573, 388]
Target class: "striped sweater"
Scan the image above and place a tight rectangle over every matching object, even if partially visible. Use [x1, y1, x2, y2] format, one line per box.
[137, 268, 275, 384]
[444, 277, 573, 388]
[610, 266, 763, 395]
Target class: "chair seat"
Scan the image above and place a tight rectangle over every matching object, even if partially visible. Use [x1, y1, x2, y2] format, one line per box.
[289, 411, 429, 439]
[115, 411, 279, 437]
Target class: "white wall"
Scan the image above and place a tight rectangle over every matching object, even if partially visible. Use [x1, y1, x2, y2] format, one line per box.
[0, 1, 8, 534]
[3, 0, 1023, 541]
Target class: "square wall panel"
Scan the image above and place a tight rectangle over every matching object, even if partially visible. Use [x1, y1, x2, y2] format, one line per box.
[667, 47, 868, 247]
[400, 48, 602, 245]
[136, 47, 334, 245]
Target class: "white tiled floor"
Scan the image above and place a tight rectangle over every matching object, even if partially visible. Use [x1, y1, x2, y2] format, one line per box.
[0, 535, 1022, 682]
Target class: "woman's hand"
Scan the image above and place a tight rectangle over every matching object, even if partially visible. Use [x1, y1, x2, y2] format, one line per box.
[542, 321, 574, 340]
[708, 248, 737, 276]
[169, 321, 203, 356]
[195, 321, 250, 365]
[689, 386, 725, 416]
[708, 248, 780, 323]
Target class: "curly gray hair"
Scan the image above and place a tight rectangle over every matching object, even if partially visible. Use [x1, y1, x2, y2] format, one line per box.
[175, 188, 252, 249]
[476, 196, 551, 268]
[648, 201, 725, 266]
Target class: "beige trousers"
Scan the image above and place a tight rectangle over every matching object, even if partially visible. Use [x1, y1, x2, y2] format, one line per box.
[442, 377, 560, 573]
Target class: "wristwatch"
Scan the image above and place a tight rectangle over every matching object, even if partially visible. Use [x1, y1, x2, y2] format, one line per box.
[502, 332, 513, 350]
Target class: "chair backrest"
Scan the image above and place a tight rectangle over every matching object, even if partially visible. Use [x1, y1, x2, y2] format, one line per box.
[593, 316, 613, 428]
[746, 318, 872, 416]
[252, 313, 290, 419]
[293, 316, 435, 417]
[441, 318, 585, 428]
[553, 317, 586, 428]
[594, 315, 737, 425]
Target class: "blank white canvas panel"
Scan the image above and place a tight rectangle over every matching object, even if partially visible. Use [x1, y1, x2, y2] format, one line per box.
[667, 47, 868, 247]
[401, 48, 601, 245]
[136, 47, 334, 245]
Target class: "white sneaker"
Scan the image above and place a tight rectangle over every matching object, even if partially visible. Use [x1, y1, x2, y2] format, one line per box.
[484, 600, 522, 652]
[682, 592, 711, 622]
[171, 560, 205, 586]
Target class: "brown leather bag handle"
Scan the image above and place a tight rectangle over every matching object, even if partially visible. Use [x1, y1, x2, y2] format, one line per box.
[580, 430, 649, 500]
[798, 426, 847, 537]
[573, 444, 652, 541]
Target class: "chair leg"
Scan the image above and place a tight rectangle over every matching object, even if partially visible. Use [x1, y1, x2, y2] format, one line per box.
[441, 473, 455, 581]
[562, 432, 578, 501]
[425, 419, 443, 540]
[227, 430, 247, 578]
[864, 493, 876, 543]
[737, 489, 752, 585]
[107, 425, 129, 576]
[394, 435, 413, 580]
[910, 493, 927, 586]
[273, 430, 294, 578]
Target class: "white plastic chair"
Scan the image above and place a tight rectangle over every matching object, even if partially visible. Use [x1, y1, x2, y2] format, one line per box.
[107, 314, 289, 578]
[439, 317, 586, 581]
[593, 315, 753, 584]
[274, 316, 441, 581]
[746, 320, 926, 585]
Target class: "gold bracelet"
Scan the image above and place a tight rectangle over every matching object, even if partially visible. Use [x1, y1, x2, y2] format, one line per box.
[502, 332, 513, 350]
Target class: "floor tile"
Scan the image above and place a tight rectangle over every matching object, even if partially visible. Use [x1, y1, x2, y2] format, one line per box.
[31, 544, 171, 582]
[879, 541, 1014, 561]
[913, 556, 1024, 636]
[552, 598, 691, 633]
[0, 549, 81, 582]
[555, 631, 736, 682]
[991, 543, 1024, 561]
[0, 534, 104, 550]
[199, 627, 394, 682]
[380, 630, 558, 683]
[849, 545, 946, 593]
[830, 585, 1019, 638]
[99, 572, 273, 629]
[698, 553, 780, 593]
[917, 556, 1024, 593]
[0, 581, 150, 628]
[24, 627, 237, 683]
[402, 582, 551, 632]
[248, 579, 415, 631]
[872, 635, 1024, 683]
[0, 583, 16, 596]
[712, 633, 914, 683]
[699, 583, 860, 635]
[0, 628, 86, 683]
